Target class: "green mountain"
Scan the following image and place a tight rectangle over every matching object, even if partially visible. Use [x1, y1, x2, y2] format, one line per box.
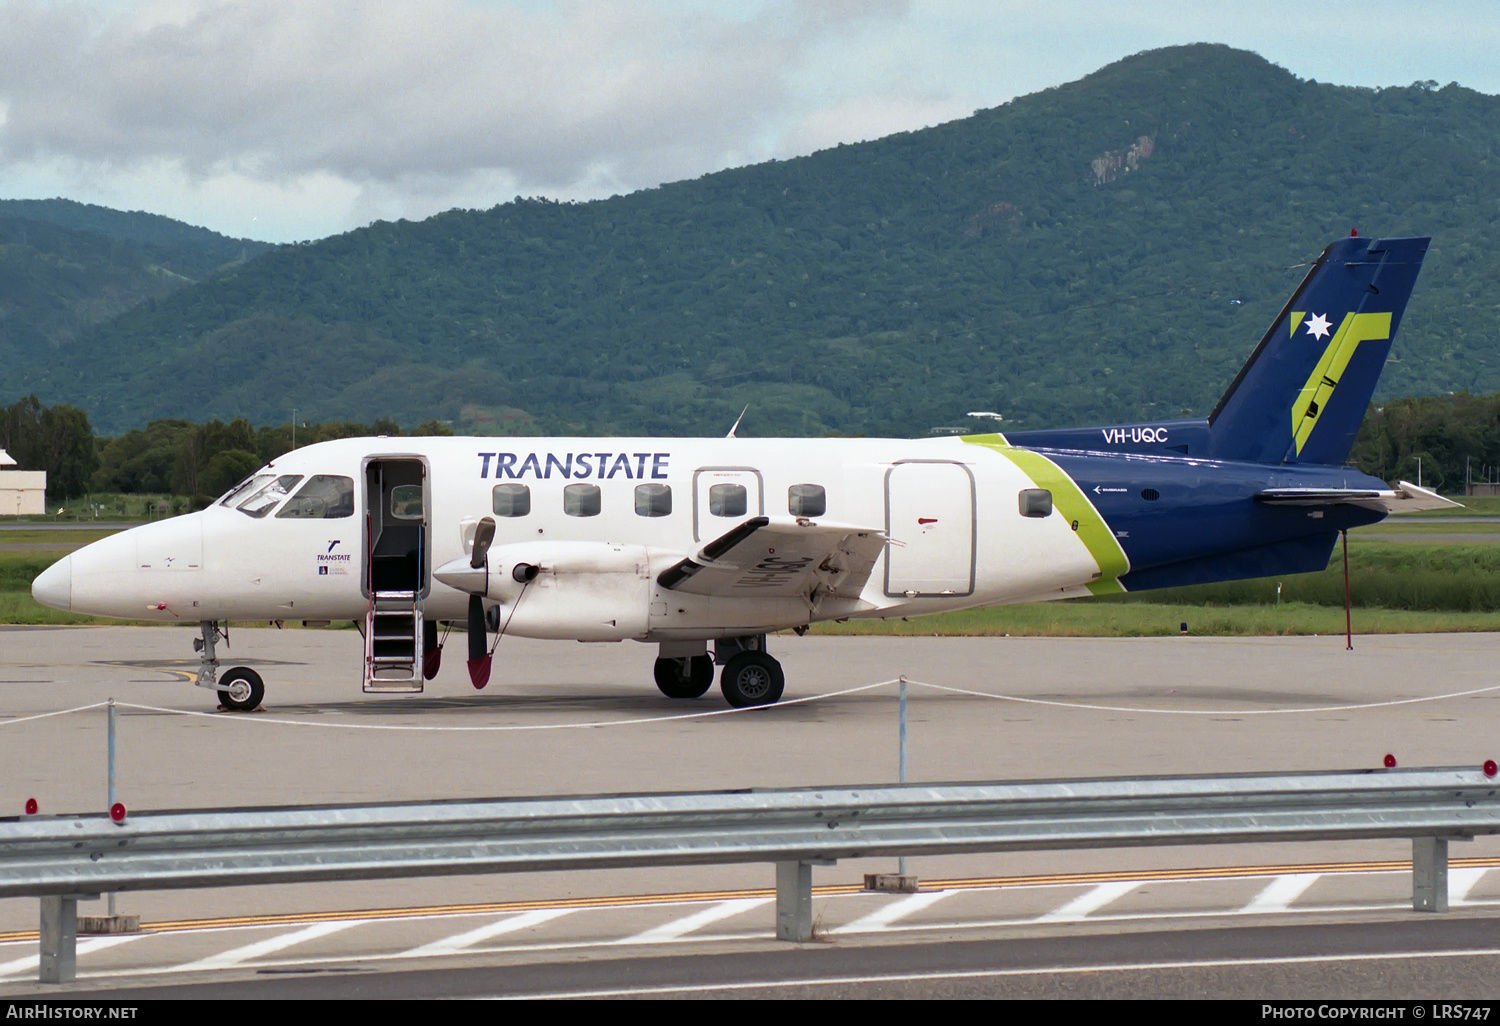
[0, 200, 275, 375]
[14, 44, 1500, 437]
[0, 199, 273, 275]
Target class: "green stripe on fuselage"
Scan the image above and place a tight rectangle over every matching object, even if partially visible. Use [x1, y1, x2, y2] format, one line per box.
[962, 434, 1129, 595]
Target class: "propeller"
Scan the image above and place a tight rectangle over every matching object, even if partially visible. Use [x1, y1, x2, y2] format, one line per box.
[467, 517, 497, 689]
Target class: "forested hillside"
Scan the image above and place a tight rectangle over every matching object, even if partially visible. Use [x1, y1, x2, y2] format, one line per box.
[10, 44, 1500, 437]
[0, 200, 274, 372]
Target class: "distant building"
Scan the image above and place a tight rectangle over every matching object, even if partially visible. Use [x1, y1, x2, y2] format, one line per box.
[0, 449, 46, 515]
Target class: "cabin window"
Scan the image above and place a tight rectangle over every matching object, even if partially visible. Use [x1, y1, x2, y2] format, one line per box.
[788, 483, 826, 517]
[708, 483, 746, 517]
[390, 484, 424, 520]
[1019, 488, 1052, 518]
[564, 483, 601, 517]
[635, 483, 672, 517]
[235, 475, 303, 518]
[492, 483, 531, 517]
[277, 475, 355, 519]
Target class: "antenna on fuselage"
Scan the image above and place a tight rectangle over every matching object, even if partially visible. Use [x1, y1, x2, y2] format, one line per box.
[727, 405, 749, 438]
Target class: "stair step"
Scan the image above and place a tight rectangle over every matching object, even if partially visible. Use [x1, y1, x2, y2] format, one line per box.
[364, 588, 424, 694]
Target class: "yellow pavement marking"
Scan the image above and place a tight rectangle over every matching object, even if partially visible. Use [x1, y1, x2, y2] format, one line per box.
[5, 856, 1495, 944]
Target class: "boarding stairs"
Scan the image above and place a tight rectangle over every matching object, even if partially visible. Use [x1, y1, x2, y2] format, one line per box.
[363, 587, 424, 693]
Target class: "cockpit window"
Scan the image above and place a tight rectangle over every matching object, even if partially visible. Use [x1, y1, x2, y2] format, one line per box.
[235, 475, 304, 518]
[277, 475, 356, 519]
[219, 474, 273, 507]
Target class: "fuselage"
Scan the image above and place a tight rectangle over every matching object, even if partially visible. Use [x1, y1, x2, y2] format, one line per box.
[33, 433, 1388, 641]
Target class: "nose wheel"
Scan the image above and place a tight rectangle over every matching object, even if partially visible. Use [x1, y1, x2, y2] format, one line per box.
[218, 667, 265, 712]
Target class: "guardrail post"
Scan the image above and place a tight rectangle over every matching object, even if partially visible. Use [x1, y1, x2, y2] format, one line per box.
[776, 860, 814, 941]
[39, 895, 79, 984]
[1413, 836, 1448, 912]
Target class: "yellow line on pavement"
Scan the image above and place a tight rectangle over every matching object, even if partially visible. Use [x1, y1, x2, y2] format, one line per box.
[6, 855, 1498, 944]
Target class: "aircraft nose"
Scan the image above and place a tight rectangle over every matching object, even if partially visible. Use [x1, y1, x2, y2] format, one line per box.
[32, 555, 73, 612]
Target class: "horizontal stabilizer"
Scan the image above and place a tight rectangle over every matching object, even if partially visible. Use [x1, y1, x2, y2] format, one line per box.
[658, 516, 885, 600]
[1254, 480, 1460, 513]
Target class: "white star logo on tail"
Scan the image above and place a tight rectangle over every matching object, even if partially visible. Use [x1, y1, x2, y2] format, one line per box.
[1304, 313, 1332, 340]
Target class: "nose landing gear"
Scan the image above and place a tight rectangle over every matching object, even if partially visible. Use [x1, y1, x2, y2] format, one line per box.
[194, 621, 265, 713]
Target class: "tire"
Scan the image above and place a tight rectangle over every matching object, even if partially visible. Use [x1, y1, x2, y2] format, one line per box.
[719, 652, 784, 708]
[219, 666, 265, 712]
[654, 655, 714, 699]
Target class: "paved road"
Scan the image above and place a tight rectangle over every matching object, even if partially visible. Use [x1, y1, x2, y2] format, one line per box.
[3, 627, 1500, 997]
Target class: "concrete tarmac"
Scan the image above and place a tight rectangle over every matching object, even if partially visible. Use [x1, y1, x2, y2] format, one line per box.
[3, 625, 1500, 973]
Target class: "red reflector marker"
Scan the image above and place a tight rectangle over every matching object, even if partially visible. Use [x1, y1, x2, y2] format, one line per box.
[1485, 760, 1497, 778]
[1383, 754, 1397, 769]
[24, 798, 37, 816]
[110, 802, 127, 823]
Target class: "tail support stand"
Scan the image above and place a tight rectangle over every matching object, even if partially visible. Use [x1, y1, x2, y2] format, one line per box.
[1343, 530, 1353, 651]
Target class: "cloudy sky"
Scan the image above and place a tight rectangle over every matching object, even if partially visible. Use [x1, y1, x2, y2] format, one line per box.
[1, 0, 1495, 243]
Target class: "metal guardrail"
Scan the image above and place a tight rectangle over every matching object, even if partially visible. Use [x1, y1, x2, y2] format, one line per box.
[4, 765, 1499, 983]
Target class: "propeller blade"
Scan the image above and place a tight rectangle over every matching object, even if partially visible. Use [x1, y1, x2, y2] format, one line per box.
[470, 516, 497, 570]
[468, 655, 492, 690]
[468, 594, 487, 662]
[422, 647, 442, 680]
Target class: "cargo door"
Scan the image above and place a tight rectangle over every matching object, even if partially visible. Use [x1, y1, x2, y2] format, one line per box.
[884, 461, 975, 597]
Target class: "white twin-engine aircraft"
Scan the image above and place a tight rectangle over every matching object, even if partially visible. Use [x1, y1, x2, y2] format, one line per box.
[33, 234, 1451, 710]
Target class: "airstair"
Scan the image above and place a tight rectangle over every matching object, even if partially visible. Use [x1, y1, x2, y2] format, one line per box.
[363, 585, 424, 693]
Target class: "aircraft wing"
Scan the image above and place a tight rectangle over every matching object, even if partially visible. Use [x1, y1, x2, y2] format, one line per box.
[657, 516, 886, 600]
[1254, 480, 1461, 513]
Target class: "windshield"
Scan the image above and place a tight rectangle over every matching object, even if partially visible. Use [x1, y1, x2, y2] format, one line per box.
[277, 475, 356, 519]
[218, 473, 273, 507]
[235, 475, 304, 518]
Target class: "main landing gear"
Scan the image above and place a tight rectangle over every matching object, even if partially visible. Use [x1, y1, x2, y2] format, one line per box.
[194, 621, 265, 713]
[653, 636, 785, 708]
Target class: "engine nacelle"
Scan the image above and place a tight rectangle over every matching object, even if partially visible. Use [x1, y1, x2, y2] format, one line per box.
[436, 541, 654, 641]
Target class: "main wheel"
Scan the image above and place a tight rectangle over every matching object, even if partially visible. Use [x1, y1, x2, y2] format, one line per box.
[654, 655, 714, 699]
[218, 666, 264, 712]
[720, 652, 784, 708]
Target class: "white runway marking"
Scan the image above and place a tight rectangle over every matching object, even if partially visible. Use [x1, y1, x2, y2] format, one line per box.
[1239, 873, 1321, 913]
[618, 898, 771, 944]
[831, 890, 954, 933]
[0, 935, 141, 980]
[494, 946, 1500, 1000]
[172, 920, 359, 971]
[1035, 881, 1140, 922]
[403, 908, 575, 956]
[1450, 867, 1487, 905]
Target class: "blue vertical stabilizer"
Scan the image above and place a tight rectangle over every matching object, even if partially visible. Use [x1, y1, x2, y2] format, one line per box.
[1206, 235, 1428, 466]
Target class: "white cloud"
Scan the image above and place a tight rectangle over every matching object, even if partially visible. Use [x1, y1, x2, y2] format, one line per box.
[0, 1, 1493, 241]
